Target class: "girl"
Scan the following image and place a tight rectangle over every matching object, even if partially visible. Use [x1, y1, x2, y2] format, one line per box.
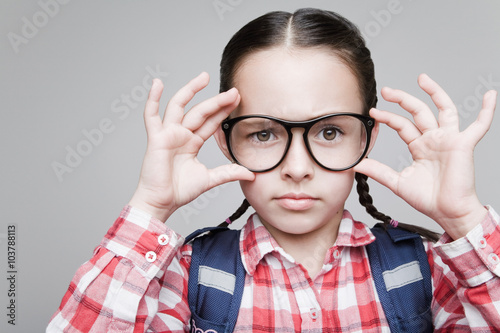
[48, 8, 499, 332]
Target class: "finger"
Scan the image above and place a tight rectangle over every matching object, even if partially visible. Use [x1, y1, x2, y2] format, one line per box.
[417, 73, 459, 130]
[182, 87, 240, 135]
[144, 79, 164, 133]
[163, 72, 210, 124]
[381, 86, 439, 132]
[207, 164, 255, 189]
[353, 158, 399, 195]
[463, 90, 497, 145]
[194, 92, 241, 141]
[369, 108, 421, 144]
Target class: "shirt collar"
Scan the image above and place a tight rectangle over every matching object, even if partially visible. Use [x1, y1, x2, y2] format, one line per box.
[239, 210, 376, 276]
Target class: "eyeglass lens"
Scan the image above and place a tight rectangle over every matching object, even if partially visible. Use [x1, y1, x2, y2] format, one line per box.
[228, 115, 368, 171]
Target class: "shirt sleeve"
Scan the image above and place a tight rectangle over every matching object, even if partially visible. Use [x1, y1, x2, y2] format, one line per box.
[46, 205, 192, 333]
[429, 205, 500, 331]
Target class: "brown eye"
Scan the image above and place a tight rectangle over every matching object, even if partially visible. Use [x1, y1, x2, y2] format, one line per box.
[321, 128, 337, 140]
[256, 131, 271, 141]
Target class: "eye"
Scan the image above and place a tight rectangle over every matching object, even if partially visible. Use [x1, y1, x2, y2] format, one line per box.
[319, 127, 340, 141]
[252, 130, 274, 142]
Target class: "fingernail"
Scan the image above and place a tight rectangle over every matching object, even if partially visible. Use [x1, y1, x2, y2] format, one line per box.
[486, 90, 497, 100]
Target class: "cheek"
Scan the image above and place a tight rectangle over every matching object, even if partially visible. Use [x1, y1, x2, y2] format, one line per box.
[238, 172, 281, 214]
[317, 169, 356, 198]
[239, 176, 266, 204]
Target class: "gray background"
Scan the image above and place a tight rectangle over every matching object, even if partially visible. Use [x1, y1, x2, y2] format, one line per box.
[1, 0, 499, 331]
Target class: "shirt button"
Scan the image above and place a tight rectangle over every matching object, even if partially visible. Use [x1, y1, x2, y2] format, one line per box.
[309, 308, 319, 320]
[158, 234, 169, 245]
[146, 251, 157, 263]
[478, 238, 487, 249]
[333, 249, 342, 259]
[488, 253, 499, 266]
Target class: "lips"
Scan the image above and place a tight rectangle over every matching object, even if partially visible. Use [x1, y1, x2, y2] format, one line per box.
[275, 193, 318, 211]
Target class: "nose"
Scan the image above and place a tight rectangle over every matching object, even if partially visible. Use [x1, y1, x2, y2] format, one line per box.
[280, 128, 315, 181]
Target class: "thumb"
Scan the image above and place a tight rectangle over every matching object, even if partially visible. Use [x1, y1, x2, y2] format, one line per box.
[207, 164, 255, 189]
[353, 158, 399, 194]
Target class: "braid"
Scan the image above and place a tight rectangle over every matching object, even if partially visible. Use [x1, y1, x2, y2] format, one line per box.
[218, 199, 251, 227]
[355, 172, 441, 242]
[355, 173, 392, 224]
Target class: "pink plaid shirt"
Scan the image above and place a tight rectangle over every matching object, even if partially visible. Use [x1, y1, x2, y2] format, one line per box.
[47, 205, 500, 332]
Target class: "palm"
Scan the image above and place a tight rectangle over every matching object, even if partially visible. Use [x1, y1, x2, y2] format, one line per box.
[138, 122, 208, 207]
[354, 74, 496, 238]
[395, 128, 475, 221]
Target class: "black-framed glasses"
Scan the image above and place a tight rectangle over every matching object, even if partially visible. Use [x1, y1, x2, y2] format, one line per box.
[222, 113, 375, 172]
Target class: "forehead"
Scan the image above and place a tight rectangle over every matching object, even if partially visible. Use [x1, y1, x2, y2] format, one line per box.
[231, 47, 364, 121]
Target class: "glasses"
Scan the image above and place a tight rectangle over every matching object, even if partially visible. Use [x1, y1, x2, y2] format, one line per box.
[222, 113, 375, 172]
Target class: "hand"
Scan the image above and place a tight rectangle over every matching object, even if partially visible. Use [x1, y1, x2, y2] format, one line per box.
[354, 74, 497, 239]
[129, 72, 255, 222]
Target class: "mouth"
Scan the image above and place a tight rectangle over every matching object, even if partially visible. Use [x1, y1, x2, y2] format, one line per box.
[275, 193, 318, 211]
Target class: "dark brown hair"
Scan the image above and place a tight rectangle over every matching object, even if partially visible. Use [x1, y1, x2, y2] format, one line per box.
[218, 8, 440, 242]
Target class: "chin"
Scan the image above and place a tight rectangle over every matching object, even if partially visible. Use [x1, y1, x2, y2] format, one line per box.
[263, 213, 335, 235]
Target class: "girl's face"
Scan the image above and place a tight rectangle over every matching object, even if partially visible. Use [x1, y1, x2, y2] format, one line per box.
[216, 47, 377, 238]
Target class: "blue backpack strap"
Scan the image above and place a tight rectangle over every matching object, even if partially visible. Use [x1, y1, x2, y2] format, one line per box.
[367, 223, 433, 332]
[185, 227, 245, 333]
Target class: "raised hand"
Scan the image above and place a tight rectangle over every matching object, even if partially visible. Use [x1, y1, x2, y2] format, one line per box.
[129, 72, 255, 222]
[354, 74, 497, 240]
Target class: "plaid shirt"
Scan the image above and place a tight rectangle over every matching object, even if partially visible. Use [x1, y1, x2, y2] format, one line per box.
[47, 205, 500, 332]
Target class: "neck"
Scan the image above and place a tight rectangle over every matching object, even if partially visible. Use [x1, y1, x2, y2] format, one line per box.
[261, 210, 343, 278]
